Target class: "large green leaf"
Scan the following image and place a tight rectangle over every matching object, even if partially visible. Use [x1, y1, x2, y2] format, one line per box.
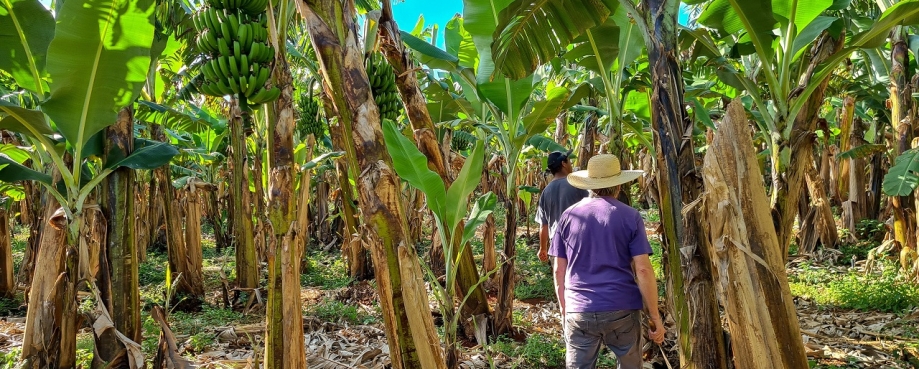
[525, 135, 566, 152]
[565, 19, 619, 74]
[850, 0, 919, 48]
[0, 99, 53, 138]
[610, 5, 644, 72]
[883, 148, 919, 196]
[445, 140, 485, 229]
[0, 153, 51, 185]
[445, 15, 479, 69]
[699, 0, 776, 56]
[491, 0, 617, 79]
[104, 139, 178, 170]
[463, 0, 514, 82]
[773, 0, 833, 35]
[0, 0, 53, 95]
[522, 84, 580, 138]
[381, 120, 447, 220]
[479, 74, 533, 120]
[461, 192, 497, 245]
[42, 0, 156, 154]
[135, 100, 211, 133]
[790, 16, 839, 61]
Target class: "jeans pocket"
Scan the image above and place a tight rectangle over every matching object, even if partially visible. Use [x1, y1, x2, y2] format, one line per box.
[605, 311, 636, 335]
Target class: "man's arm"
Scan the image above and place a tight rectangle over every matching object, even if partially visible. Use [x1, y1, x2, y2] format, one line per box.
[553, 257, 567, 315]
[538, 224, 550, 263]
[633, 254, 665, 343]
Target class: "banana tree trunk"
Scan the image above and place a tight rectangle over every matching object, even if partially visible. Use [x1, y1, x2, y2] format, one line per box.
[702, 101, 809, 369]
[264, 56, 307, 369]
[21, 168, 76, 368]
[379, 0, 450, 183]
[183, 181, 205, 298]
[229, 103, 259, 292]
[298, 1, 445, 367]
[844, 116, 869, 235]
[772, 31, 844, 257]
[482, 214, 496, 275]
[95, 107, 141, 366]
[644, 0, 729, 366]
[134, 183, 150, 262]
[890, 38, 917, 265]
[18, 179, 42, 289]
[153, 124, 202, 299]
[494, 195, 517, 336]
[253, 141, 268, 263]
[575, 100, 598, 169]
[837, 97, 855, 203]
[0, 206, 12, 297]
[330, 116, 370, 280]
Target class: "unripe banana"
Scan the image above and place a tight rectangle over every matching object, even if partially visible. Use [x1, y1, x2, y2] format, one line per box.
[218, 37, 230, 58]
[228, 55, 240, 79]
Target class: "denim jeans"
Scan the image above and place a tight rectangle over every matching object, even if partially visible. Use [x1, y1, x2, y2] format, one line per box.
[564, 310, 642, 369]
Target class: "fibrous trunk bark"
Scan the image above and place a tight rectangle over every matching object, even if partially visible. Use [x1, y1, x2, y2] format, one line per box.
[229, 103, 259, 291]
[494, 196, 517, 336]
[844, 117, 869, 234]
[153, 124, 203, 298]
[21, 167, 76, 368]
[0, 206, 12, 297]
[644, 0, 729, 367]
[703, 101, 809, 369]
[95, 107, 141, 367]
[772, 31, 844, 257]
[298, 1, 445, 367]
[890, 38, 917, 267]
[264, 55, 307, 369]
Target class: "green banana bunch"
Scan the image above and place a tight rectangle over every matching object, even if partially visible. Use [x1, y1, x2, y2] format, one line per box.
[190, 1, 277, 105]
[297, 93, 326, 138]
[451, 128, 476, 151]
[365, 53, 402, 122]
[206, 0, 267, 14]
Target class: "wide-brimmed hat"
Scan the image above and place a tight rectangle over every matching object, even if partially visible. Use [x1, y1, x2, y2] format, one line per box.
[567, 154, 643, 190]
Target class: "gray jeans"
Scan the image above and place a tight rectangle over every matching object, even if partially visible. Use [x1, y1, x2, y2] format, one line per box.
[564, 310, 642, 369]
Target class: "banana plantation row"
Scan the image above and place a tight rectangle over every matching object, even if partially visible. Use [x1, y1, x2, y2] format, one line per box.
[1, 0, 919, 367]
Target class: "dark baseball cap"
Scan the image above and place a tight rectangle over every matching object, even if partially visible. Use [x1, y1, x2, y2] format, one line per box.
[547, 150, 573, 171]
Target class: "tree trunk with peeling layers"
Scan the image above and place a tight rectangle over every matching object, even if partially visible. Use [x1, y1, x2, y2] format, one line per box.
[0, 206, 12, 298]
[379, 0, 491, 331]
[643, 0, 729, 367]
[703, 101, 809, 369]
[94, 107, 141, 367]
[229, 103, 259, 293]
[298, 1, 445, 368]
[890, 38, 917, 268]
[771, 31, 844, 257]
[153, 124, 204, 299]
[264, 55, 307, 369]
[21, 167, 75, 368]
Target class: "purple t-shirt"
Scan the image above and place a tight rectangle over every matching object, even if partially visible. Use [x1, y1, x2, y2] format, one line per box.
[548, 197, 653, 313]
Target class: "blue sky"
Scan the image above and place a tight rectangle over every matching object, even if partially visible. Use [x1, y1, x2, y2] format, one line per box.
[393, 1, 691, 47]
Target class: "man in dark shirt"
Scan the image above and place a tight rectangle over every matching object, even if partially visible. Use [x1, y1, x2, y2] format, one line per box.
[535, 150, 588, 262]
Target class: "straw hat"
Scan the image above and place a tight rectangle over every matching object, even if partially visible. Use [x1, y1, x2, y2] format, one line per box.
[567, 154, 643, 190]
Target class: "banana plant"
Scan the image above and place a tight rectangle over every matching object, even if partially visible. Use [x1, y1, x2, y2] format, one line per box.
[383, 120, 495, 369]
[490, 0, 653, 152]
[0, 0, 175, 365]
[681, 0, 919, 253]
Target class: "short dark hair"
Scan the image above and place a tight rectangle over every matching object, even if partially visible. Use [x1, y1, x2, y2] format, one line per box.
[548, 158, 568, 174]
[591, 186, 619, 197]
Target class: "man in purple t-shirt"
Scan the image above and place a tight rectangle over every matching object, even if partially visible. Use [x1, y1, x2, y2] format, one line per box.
[549, 154, 665, 369]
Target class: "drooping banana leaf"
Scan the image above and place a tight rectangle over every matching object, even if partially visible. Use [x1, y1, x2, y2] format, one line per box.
[0, 99, 53, 138]
[103, 139, 179, 170]
[0, 0, 54, 95]
[0, 153, 51, 185]
[837, 143, 886, 161]
[773, 0, 833, 36]
[491, 0, 617, 79]
[445, 140, 485, 229]
[382, 119, 447, 221]
[42, 0, 156, 154]
[463, 0, 514, 82]
[445, 15, 479, 69]
[525, 135, 566, 152]
[698, 0, 776, 56]
[883, 148, 919, 196]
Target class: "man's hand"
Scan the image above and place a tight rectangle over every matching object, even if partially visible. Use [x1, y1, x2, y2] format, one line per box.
[648, 317, 665, 344]
[538, 247, 549, 263]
